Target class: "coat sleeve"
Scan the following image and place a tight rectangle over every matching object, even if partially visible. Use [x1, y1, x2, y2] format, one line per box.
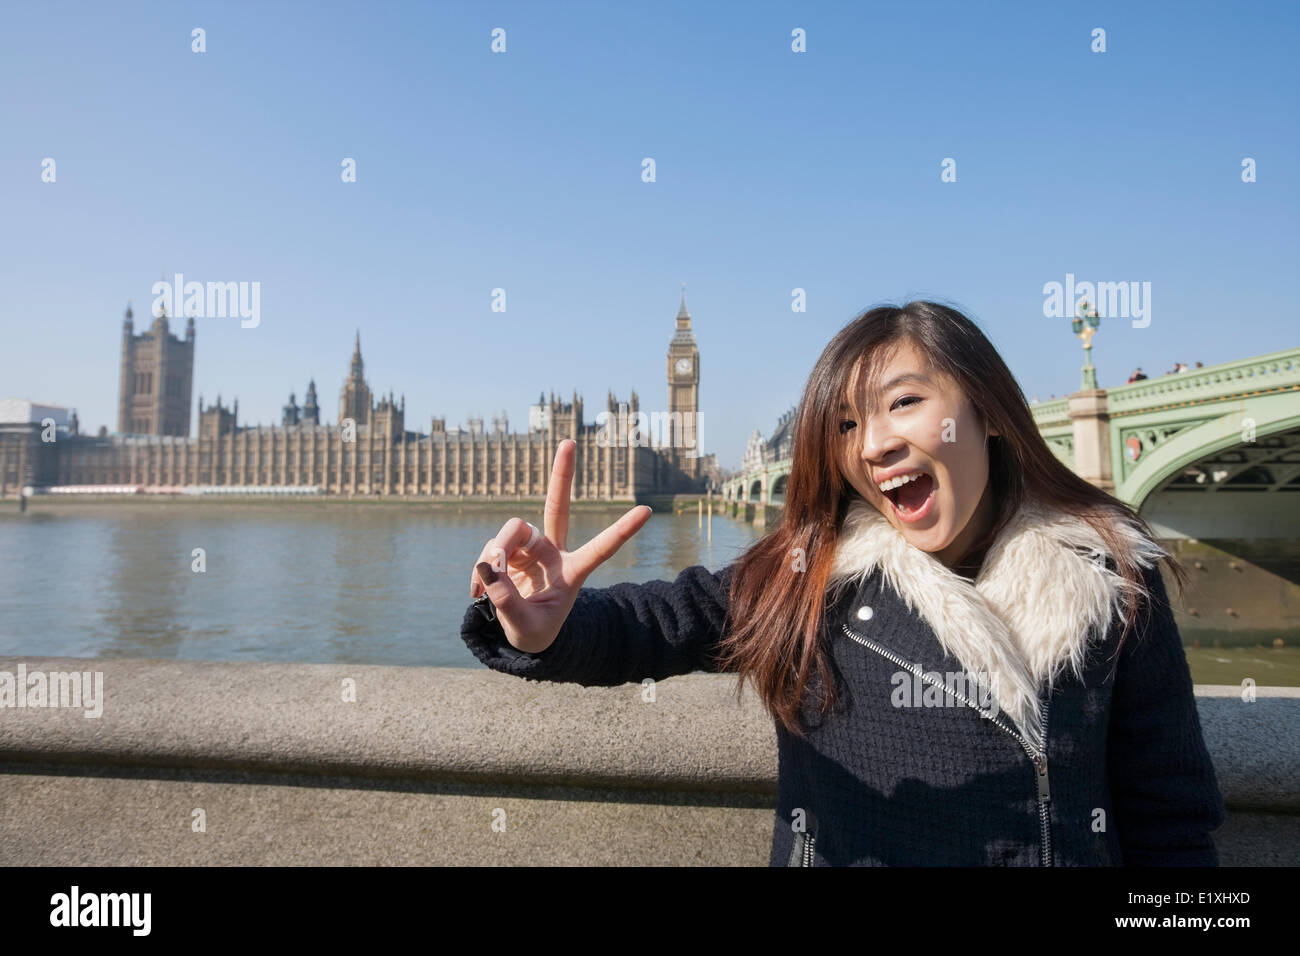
[459, 562, 735, 686]
[1107, 561, 1226, 866]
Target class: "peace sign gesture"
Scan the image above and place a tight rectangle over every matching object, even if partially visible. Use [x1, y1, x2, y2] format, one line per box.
[469, 439, 652, 654]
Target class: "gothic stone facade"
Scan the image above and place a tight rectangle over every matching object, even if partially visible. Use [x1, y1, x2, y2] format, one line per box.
[118, 305, 195, 437]
[37, 294, 713, 500]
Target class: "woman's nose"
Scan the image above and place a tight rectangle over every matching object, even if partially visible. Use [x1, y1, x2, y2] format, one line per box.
[859, 418, 905, 464]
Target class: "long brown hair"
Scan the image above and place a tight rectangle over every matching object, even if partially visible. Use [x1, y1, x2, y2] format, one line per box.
[717, 300, 1187, 736]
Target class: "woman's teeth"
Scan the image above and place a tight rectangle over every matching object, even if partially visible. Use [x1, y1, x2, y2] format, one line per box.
[878, 471, 925, 494]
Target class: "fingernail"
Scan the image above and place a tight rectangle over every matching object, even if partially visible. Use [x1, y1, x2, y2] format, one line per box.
[476, 561, 498, 585]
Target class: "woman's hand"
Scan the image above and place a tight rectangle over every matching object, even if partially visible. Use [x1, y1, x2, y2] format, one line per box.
[469, 438, 652, 654]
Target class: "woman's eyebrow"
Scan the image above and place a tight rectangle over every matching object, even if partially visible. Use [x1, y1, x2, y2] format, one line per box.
[841, 372, 933, 412]
[879, 372, 932, 391]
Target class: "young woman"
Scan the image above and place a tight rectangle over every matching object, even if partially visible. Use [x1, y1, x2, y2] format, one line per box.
[461, 300, 1225, 866]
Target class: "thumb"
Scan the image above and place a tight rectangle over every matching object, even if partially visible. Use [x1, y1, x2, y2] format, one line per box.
[475, 560, 526, 624]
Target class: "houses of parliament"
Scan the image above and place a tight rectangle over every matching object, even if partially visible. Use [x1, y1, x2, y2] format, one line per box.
[1, 291, 717, 499]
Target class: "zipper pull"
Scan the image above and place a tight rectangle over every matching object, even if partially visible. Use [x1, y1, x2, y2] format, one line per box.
[1033, 755, 1050, 803]
[473, 593, 497, 623]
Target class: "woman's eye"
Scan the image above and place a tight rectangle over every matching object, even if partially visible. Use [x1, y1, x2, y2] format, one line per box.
[838, 420, 856, 435]
[892, 396, 921, 411]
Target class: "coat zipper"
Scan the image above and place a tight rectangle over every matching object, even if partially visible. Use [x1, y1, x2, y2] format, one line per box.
[1035, 696, 1051, 866]
[802, 828, 817, 866]
[789, 812, 818, 866]
[842, 622, 1053, 866]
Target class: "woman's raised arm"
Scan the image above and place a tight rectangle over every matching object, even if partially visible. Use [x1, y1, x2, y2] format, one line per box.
[460, 439, 733, 685]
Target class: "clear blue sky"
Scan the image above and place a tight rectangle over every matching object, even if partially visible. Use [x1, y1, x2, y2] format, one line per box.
[2, 0, 1296, 469]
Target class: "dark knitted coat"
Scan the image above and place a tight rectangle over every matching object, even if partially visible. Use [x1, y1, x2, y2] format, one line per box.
[460, 496, 1225, 866]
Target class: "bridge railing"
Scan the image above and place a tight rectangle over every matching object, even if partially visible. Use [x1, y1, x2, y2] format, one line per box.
[1029, 398, 1071, 427]
[1107, 347, 1300, 413]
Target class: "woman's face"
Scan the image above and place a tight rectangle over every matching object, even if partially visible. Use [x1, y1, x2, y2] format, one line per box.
[837, 339, 997, 567]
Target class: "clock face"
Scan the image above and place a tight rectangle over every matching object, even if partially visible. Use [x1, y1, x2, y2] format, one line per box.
[674, 357, 693, 375]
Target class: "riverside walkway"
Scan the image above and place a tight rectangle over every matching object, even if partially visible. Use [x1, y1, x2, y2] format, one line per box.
[1, 657, 1294, 865]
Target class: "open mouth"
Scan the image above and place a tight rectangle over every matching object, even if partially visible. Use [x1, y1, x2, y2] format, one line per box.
[883, 472, 936, 521]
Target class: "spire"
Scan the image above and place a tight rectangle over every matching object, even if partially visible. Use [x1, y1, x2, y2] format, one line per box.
[671, 282, 697, 346]
[303, 378, 321, 425]
[349, 330, 365, 379]
[124, 302, 134, 325]
[153, 298, 170, 332]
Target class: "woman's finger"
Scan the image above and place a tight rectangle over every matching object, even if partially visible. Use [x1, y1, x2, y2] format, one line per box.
[471, 526, 564, 598]
[473, 559, 533, 642]
[490, 516, 553, 567]
[470, 538, 503, 598]
[544, 440, 575, 551]
[489, 517, 528, 554]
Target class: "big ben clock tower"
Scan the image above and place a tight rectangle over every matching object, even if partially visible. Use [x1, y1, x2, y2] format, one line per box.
[666, 282, 700, 479]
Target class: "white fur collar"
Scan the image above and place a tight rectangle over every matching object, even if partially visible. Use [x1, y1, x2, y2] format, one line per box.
[829, 495, 1168, 753]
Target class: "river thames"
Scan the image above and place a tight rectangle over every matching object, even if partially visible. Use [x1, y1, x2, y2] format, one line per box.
[0, 500, 758, 667]
[2, 500, 1294, 684]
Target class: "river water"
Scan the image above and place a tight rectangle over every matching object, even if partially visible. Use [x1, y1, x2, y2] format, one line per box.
[0, 501, 757, 667]
[1, 501, 1294, 685]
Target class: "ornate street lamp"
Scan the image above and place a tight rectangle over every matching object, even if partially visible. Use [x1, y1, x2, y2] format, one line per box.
[1072, 298, 1101, 389]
